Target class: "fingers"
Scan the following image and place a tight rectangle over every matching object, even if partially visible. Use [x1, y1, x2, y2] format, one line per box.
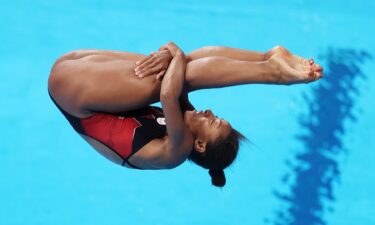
[135, 54, 157, 74]
[155, 70, 166, 80]
[159, 45, 169, 51]
[163, 41, 183, 56]
[136, 56, 155, 70]
[136, 53, 154, 66]
[166, 41, 178, 48]
[135, 60, 158, 76]
[138, 67, 161, 78]
[135, 49, 171, 72]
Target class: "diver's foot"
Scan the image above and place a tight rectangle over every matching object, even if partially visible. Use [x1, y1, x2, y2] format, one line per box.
[266, 46, 324, 73]
[267, 46, 323, 85]
[265, 46, 323, 72]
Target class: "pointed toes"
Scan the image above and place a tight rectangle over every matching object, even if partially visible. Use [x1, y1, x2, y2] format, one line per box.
[315, 64, 323, 72]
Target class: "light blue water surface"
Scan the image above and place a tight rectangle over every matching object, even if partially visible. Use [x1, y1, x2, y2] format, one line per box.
[1, 1, 375, 225]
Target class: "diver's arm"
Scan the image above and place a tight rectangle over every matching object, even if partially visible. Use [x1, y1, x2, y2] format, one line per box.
[160, 44, 193, 157]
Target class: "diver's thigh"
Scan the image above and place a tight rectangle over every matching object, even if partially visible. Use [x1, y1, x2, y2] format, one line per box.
[49, 56, 162, 117]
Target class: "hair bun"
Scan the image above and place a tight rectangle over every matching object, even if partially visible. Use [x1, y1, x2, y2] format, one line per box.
[209, 169, 226, 187]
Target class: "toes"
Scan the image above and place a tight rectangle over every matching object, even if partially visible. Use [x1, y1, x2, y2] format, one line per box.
[311, 71, 323, 81]
[312, 64, 319, 72]
[314, 63, 323, 72]
[304, 64, 314, 71]
[308, 59, 323, 72]
[302, 58, 313, 66]
[310, 70, 316, 81]
[305, 69, 315, 82]
[304, 69, 323, 83]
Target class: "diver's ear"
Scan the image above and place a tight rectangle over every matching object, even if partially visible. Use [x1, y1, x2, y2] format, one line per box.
[194, 139, 207, 153]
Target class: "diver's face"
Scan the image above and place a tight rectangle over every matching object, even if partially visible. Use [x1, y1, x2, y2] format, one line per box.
[184, 109, 232, 145]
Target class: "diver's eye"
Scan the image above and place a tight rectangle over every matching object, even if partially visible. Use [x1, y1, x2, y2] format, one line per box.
[210, 119, 214, 125]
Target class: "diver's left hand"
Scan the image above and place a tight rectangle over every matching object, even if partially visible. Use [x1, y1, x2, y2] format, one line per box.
[134, 49, 173, 79]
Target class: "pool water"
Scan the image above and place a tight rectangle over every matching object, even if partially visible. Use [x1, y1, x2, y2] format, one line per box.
[1, 1, 374, 225]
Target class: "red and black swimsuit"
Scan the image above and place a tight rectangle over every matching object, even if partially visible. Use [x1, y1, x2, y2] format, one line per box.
[48, 91, 167, 169]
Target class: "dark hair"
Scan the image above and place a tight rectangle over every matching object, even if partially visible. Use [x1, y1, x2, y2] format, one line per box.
[187, 128, 247, 188]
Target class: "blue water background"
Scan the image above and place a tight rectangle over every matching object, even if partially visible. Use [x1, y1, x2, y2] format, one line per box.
[1, 1, 374, 225]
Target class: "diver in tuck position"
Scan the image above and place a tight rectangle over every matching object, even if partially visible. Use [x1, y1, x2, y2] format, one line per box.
[47, 42, 323, 187]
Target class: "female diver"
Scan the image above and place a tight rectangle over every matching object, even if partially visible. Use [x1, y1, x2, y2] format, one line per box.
[47, 42, 323, 187]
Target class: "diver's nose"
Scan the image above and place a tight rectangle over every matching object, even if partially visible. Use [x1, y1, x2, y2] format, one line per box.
[204, 109, 214, 117]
